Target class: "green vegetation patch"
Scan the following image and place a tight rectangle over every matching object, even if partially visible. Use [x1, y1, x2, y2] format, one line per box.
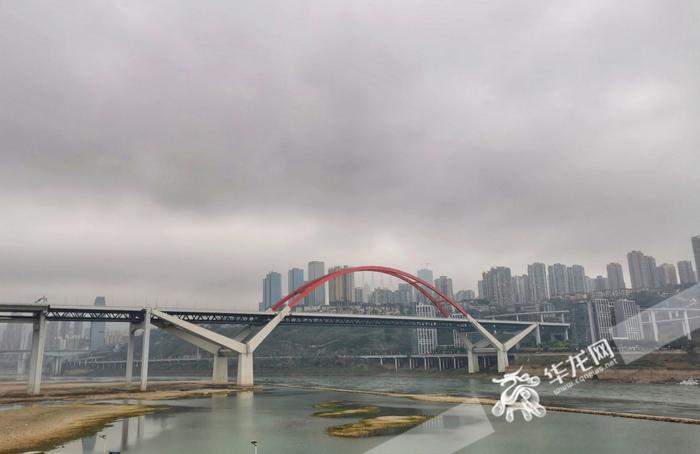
[315, 406, 381, 417]
[313, 400, 380, 417]
[314, 400, 346, 409]
[326, 415, 429, 438]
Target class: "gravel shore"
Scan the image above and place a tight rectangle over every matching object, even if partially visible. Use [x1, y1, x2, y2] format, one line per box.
[0, 380, 256, 453]
[0, 403, 163, 454]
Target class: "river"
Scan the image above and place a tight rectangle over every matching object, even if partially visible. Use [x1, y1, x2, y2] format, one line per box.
[49, 374, 700, 454]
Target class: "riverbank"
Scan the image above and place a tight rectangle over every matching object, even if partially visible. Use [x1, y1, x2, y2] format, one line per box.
[259, 361, 700, 384]
[0, 381, 258, 454]
[0, 380, 258, 405]
[0, 403, 165, 454]
[514, 364, 700, 384]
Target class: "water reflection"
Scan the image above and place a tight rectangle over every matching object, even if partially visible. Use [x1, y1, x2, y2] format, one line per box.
[70, 407, 177, 453]
[120, 418, 129, 452]
[48, 387, 699, 454]
[80, 435, 95, 452]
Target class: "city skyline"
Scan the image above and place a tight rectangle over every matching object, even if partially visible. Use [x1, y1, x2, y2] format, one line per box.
[261, 236, 698, 308]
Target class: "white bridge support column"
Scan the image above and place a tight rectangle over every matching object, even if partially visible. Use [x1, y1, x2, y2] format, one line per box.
[27, 311, 47, 395]
[17, 353, 26, 380]
[53, 356, 63, 376]
[237, 351, 253, 386]
[236, 306, 292, 386]
[683, 310, 692, 340]
[140, 309, 151, 391]
[213, 352, 229, 384]
[464, 337, 479, 374]
[496, 350, 509, 372]
[650, 311, 659, 342]
[125, 323, 137, 384]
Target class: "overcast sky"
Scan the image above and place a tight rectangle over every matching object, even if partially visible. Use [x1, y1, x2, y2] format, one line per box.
[1, 1, 698, 309]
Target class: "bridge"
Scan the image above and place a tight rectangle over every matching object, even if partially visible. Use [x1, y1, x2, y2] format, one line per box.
[0, 266, 569, 394]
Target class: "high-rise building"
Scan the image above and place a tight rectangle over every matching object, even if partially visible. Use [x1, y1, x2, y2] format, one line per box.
[0, 317, 30, 351]
[657, 263, 678, 287]
[288, 268, 304, 294]
[627, 251, 660, 289]
[354, 287, 365, 303]
[627, 251, 645, 289]
[567, 265, 586, 293]
[306, 261, 326, 306]
[678, 260, 697, 284]
[434, 276, 454, 299]
[527, 263, 549, 302]
[369, 287, 394, 305]
[362, 283, 371, 303]
[593, 275, 608, 291]
[571, 302, 595, 347]
[548, 263, 569, 297]
[477, 280, 484, 299]
[397, 283, 415, 304]
[414, 304, 438, 354]
[645, 255, 660, 288]
[451, 313, 467, 348]
[455, 290, 475, 301]
[589, 299, 614, 341]
[692, 236, 700, 280]
[417, 268, 434, 284]
[481, 267, 513, 309]
[606, 263, 626, 290]
[328, 265, 354, 304]
[613, 299, 643, 340]
[511, 275, 529, 305]
[417, 268, 434, 303]
[261, 271, 282, 311]
[89, 296, 106, 350]
[587, 298, 642, 342]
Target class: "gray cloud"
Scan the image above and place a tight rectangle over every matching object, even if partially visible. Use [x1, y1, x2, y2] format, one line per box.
[1, 1, 699, 308]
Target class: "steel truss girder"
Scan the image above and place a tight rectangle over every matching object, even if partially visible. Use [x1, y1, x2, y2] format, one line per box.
[46, 309, 143, 322]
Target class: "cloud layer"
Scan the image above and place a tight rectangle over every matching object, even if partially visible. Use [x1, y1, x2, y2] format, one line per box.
[1, 1, 699, 308]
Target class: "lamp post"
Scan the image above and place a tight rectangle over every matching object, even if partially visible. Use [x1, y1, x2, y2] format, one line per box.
[250, 440, 259, 454]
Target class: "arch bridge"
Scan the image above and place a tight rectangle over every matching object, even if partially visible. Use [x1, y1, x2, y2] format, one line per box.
[1, 266, 568, 394]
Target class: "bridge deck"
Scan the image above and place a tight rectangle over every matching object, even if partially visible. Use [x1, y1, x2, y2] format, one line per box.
[0, 303, 569, 331]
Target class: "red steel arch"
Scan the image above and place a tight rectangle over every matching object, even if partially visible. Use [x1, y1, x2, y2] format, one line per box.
[271, 266, 470, 318]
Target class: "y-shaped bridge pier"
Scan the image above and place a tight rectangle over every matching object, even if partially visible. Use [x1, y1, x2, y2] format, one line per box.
[148, 306, 291, 386]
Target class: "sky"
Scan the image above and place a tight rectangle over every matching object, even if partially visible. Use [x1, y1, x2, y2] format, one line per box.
[1, 1, 699, 309]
